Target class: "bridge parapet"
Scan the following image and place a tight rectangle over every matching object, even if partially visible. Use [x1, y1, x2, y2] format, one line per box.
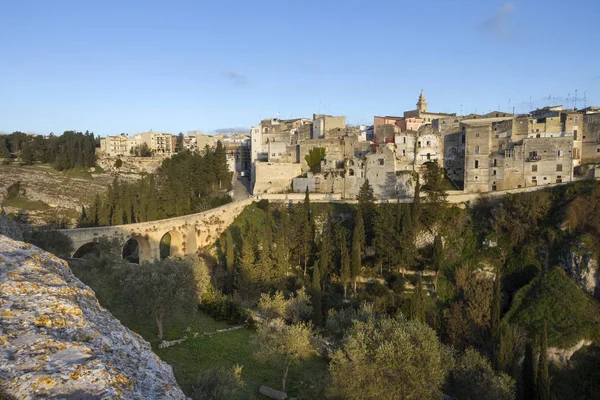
[61, 198, 254, 263]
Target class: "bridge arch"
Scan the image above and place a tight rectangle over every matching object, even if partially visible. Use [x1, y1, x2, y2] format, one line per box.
[159, 230, 185, 259]
[122, 235, 152, 264]
[73, 242, 101, 259]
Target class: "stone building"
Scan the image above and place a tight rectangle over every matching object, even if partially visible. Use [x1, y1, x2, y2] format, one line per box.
[313, 114, 346, 139]
[462, 111, 579, 192]
[403, 91, 457, 123]
[99, 134, 129, 156]
[581, 107, 600, 164]
[100, 131, 176, 157]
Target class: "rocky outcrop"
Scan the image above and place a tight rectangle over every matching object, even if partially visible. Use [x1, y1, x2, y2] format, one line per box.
[0, 235, 187, 399]
[548, 339, 593, 366]
[558, 243, 599, 297]
[0, 207, 22, 241]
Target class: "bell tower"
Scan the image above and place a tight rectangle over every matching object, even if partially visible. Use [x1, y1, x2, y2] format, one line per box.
[416, 91, 427, 113]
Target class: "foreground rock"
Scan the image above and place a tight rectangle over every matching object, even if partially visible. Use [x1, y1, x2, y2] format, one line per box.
[0, 235, 187, 399]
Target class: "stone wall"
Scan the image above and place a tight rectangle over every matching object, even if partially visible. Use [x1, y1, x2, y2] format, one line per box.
[252, 162, 302, 194]
[0, 236, 187, 399]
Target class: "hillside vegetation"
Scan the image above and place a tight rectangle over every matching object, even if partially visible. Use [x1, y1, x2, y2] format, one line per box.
[46, 169, 600, 399]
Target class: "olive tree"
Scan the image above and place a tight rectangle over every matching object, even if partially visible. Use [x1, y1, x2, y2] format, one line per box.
[327, 315, 450, 400]
[254, 318, 319, 393]
[445, 348, 515, 400]
[121, 257, 200, 339]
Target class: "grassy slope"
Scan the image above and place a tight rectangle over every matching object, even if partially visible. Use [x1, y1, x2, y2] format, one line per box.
[69, 260, 328, 399]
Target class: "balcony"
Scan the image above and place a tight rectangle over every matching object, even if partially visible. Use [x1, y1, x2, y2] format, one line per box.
[526, 155, 541, 162]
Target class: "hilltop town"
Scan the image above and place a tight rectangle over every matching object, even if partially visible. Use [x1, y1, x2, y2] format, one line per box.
[98, 92, 600, 199]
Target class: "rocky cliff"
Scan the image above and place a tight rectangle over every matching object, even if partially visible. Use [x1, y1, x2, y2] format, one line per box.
[0, 235, 187, 399]
[559, 242, 599, 298]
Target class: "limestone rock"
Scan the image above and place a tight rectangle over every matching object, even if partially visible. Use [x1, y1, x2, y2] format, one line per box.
[0, 235, 187, 399]
[558, 243, 599, 297]
[548, 339, 593, 366]
[0, 207, 22, 241]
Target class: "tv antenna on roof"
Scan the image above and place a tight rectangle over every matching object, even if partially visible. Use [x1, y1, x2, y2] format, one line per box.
[584, 91, 588, 108]
[574, 89, 578, 109]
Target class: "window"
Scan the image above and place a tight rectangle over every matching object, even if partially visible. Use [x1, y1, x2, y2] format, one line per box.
[575, 116, 579, 124]
[402, 149, 406, 156]
[597, 148, 600, 153]
[427, 153, 431, 160]
[493, 159, 497, 167]
[475, 176, 479, 180]
[476, 133, 480, 137]
[557, 150, 563, 157]
[378, 159, 384, 166]
[532, 165, 538, 172]
[493, 170, 497, 175]
[426, 140, 431, 146]
[461, 135, 465, 143]
[536, 129, 540, 133]
[418, 141, 421, 148]
[557, 176, 562, 183]
[474, 145, 480, 155]
[403, 137, 406, 144]
[556, 164, 563, 172]
[475, 160, 479, 169]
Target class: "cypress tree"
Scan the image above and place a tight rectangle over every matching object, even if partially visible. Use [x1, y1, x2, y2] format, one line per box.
[412, 173, 421, 228]
[225, 230, 235, 294]
[431, 235, 444, 292]
[410, 274, 426, 323]
[311, 261, 323, 327]
[77, 206, 89, 228]
[351, 208, 364, 295]
[264, 207, 273, 252]
[340, 232, 351, 298]
[239, 233, 257, 297]
[357, 179, 375, 245]
[491, 270, 502, 340]
[319, 225, 333, 291]
[523, 339, 538, 400]
[354, 206, 365, 249]
[498, 323, 514, 375]
[537, 322, 551, 400]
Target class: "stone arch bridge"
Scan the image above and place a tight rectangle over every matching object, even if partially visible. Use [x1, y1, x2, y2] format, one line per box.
[60, 198, 254, 263]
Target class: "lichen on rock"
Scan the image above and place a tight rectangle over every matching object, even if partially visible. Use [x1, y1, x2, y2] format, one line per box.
[0, 235, 187, 399]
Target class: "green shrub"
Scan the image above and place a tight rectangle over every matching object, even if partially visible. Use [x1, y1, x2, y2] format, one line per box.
[200, 287, 249, 325]
[24, 230, 73, 258]
[5, 181, 21, 200]
[256, 199, 269, 211]
[505, 267, 600, 348]
[191, 365, 245, 400]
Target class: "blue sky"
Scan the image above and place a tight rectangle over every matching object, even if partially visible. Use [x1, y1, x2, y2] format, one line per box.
[1, 0, 599, 136]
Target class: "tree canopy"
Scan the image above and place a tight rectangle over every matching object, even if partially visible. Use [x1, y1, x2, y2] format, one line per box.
[328, 315, 450, 399]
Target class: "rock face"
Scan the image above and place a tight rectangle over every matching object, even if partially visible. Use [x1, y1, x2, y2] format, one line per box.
[0, 208, 22, 241]
[558, 243, 599, 297]
[0, 235, 187, 399]
[548, 339, 593, 366]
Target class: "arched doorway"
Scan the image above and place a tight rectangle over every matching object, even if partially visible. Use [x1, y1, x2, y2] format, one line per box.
[123, 235, 151, 264]
[73, 242, 100, 259]
[159, 230, 185, 259]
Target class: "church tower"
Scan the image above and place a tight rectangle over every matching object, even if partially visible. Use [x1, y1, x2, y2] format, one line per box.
[416, 91, 428, 113]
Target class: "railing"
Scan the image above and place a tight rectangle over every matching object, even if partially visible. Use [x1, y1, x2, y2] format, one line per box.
[526, 155, 541, 162]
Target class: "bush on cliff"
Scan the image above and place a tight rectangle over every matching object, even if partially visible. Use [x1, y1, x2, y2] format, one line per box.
[505, 267, 600, 348]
